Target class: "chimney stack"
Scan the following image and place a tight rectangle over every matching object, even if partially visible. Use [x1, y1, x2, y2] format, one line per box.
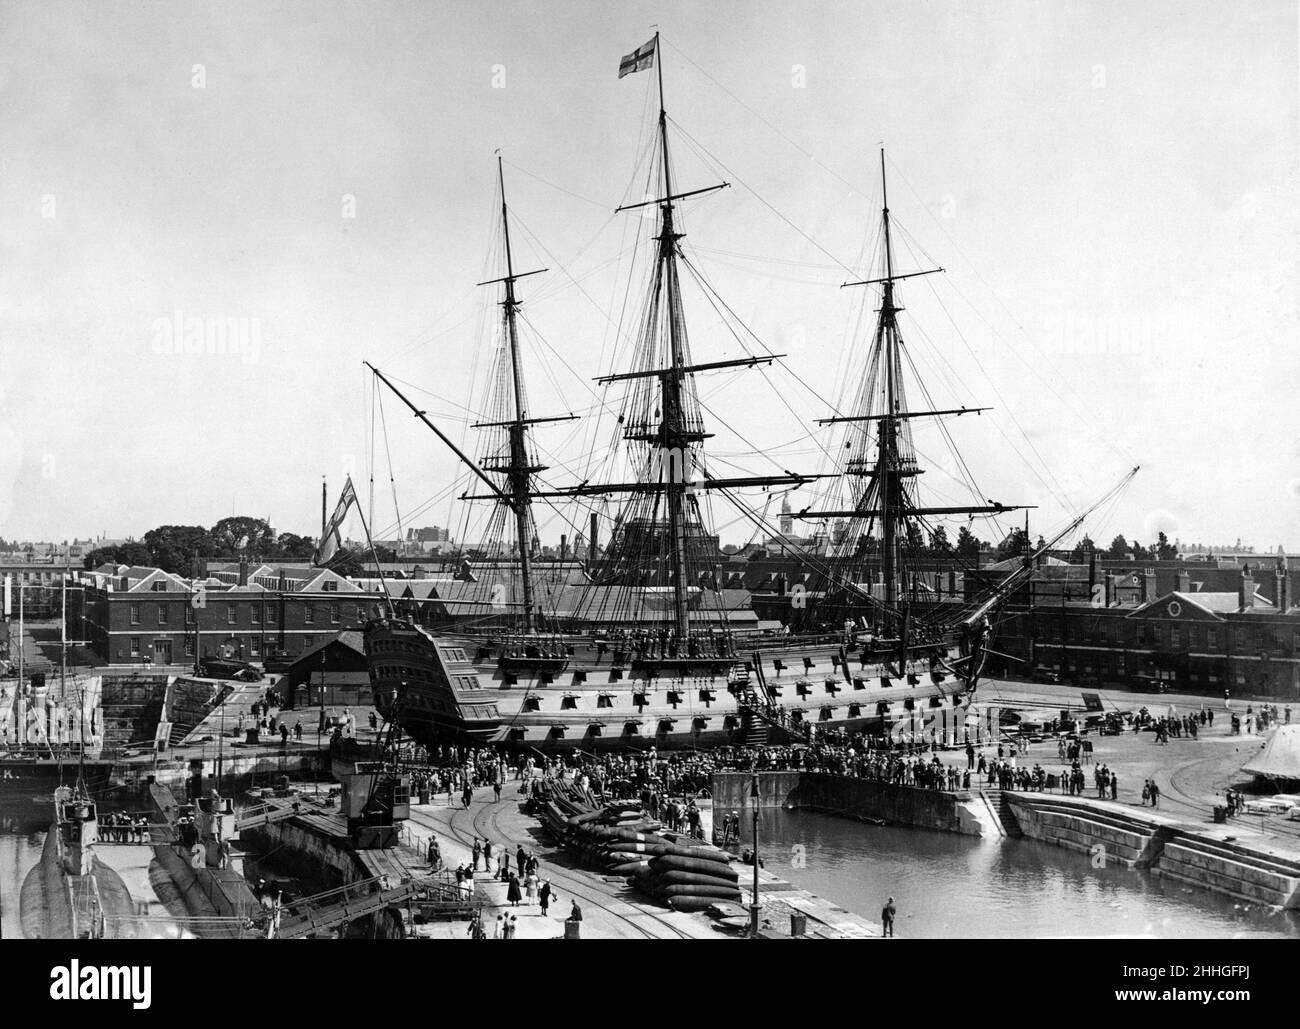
[1239, 567, 1256, 610]
[1275, 563, 1289, 612]
[1104, 574, 1117, 607]
[238, 558, 249, 586]
[1176, 569, 1190, 593]
[1140, 568, 1156, 603]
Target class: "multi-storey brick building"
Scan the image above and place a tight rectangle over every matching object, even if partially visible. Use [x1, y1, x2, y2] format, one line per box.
[81, 562, 387, 667]
[983, 562, 1300, 699]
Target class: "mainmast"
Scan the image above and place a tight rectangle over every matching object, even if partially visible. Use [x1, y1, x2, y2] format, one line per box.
[495, 157, 538, 633]
[651, 31, 694, 641]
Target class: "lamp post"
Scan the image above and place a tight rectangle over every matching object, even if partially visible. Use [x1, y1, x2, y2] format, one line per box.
[749, 772, 761, 937]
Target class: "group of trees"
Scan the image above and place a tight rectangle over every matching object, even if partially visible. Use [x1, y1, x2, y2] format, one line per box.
[1101, 531, 1178, 562]
[83, 517, 318, 575]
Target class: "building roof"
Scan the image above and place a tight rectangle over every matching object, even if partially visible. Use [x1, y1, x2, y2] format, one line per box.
[288, 630, 366, 669]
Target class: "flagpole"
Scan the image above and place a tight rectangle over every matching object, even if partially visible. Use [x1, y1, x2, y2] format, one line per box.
[351, 483, 395, 617]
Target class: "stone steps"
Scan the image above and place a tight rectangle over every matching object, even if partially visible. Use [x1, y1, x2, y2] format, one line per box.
[1153, 837, 1300, 909]
[1006, 797, 1162, 867]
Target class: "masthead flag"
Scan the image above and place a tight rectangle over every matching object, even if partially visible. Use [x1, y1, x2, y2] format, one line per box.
[618, 37, 656, 79]
[314, 476, 359, 566]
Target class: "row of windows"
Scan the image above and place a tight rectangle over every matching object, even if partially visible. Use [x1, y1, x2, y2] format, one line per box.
[124, 601, 362, 626]
[1032, 618, 1300, 653]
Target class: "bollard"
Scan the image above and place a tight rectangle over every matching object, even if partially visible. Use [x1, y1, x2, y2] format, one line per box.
[564, 918, 581, 940]
[790, 912, 807, 937]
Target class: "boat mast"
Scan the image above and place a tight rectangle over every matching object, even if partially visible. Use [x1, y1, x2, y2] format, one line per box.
[878, 152, 901, 627]
[652, 31, 694, 641]
[497, 157, 537, 633]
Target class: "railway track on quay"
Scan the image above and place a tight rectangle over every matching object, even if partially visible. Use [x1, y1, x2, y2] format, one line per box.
[405, 793, 699, 940]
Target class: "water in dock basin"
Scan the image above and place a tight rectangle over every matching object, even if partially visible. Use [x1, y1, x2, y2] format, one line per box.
[742, 808, 1299, 938]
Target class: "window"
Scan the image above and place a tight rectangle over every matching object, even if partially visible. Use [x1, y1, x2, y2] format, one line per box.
[158, 605, 168, 625]
[1207, 628, 1219, 649]
[597, 694, 613, 709]
[561, 695, 578, 710]
[251, 606, 260, 625]
[323, 580, 338, 592]
[304, 607, 314, 625]
[130, 637, 141, 657]
[152, 580, 167, 592]
[250, 638, 260, 656]
[130, 604, 140, 625]
[331, 604, 339, 624]
[304, 635, 313, 648]
[184, 637, 194, 657]
[268, 606, 278, 625]
[227, 605, 236, 625]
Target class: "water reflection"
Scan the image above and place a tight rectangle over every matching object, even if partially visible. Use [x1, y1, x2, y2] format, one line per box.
[753, 809, 1298, 939]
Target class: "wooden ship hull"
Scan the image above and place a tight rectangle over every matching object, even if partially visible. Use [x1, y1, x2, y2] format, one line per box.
[366, 617, 975, 753]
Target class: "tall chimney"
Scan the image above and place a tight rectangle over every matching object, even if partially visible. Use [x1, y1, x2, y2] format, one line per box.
[1104, 574, 1117, 607]
[1140, 568, 1156, 603]
[1239, 567, 1255, 611]
[1176, 569, 1190, 593]
[238, 559, 249, 586]
[1274, 563, 1288, 612]
[321, 477, 328, 544]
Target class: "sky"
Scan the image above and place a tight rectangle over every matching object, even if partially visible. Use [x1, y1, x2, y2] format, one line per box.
[1, 0, 1297, 553]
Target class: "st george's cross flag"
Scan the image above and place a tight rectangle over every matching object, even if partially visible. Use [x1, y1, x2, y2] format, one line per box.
[619, 37, 656, 78]
[314, 476, 359, 566]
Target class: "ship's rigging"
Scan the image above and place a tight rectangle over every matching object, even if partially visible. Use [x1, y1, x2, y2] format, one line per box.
[360, 33, 1137, 664]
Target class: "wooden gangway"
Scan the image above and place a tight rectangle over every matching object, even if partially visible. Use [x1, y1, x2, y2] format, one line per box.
[272, 873, 461, 939]
[235, 800, 300, 831]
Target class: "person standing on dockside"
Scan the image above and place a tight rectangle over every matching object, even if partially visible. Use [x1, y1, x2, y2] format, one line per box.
[881, 897, 896, 938]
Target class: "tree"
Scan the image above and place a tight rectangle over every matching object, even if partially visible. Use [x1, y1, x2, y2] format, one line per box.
[83, 542, 152, 570]
[929, 525, 952, 553]
[1070, 534, 1096, 562]
[210, 516, 275, 558]
[269, 532, 316, 562]
[143, 525, 215, 575]
[995, 528, 1029, 561]
[1106, 534, 1130, 559]
[955, 526, 980, 559]
[1155, 531, 1177, 561]
[904, 523, 925, 552]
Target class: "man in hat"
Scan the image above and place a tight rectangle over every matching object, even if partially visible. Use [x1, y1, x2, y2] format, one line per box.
[881, 897, 896, 938]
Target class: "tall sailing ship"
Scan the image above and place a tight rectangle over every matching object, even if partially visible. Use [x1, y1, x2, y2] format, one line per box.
[362, 35, 1128, 754]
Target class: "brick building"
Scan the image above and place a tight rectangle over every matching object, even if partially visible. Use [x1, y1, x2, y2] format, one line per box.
[82, 562, 388, 667]
[984, 562, 1300, 699]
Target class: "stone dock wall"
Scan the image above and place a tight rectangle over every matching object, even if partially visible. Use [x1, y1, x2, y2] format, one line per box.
[712, 773, 1300, 910]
